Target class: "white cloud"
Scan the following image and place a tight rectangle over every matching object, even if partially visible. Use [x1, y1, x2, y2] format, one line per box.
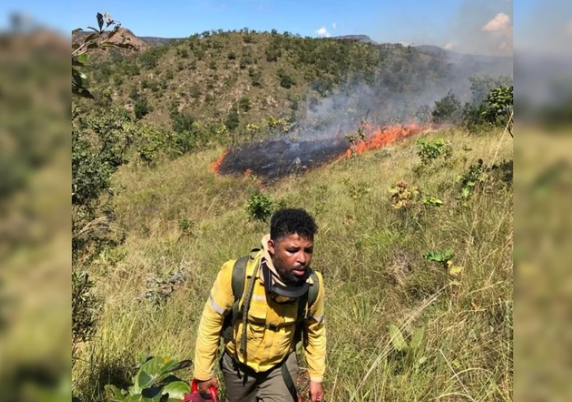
[332, 22, 337, 30]
[316, 27, 330, 38]
[444, 42, 454, 50]
[482, 12, 512, 37]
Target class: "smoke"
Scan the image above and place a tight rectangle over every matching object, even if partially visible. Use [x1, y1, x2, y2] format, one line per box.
[215, 39, 514, 181]
[375, 0, 513, 57]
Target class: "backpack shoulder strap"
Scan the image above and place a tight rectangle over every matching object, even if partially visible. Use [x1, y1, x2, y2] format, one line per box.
[299, 269, 319, 320]
[231, 255, 248, 301]
[307, 270, 320, 312]
[231, 247, 261, 302]
[294, 269, 320, 344]
[221, 249, 261, 344]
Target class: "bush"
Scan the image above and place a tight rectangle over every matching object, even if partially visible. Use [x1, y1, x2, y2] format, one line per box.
[265, 46, 281, 62]
[134, 97, 150, 120]
[417, 139, 452, 165]
[432, 91, 462, 124]
[72, 269, 97, 362]
[280, 74, 295, 89]
[225, 104, 240, 131]
[389, 180, 420, 210]
[171, 111, 196, 133]
[104, 356, 192, 402]
[176, 46, 189, 58]
[249, 68, 262, 86]
[481, 85, 513, 125]
[239, 97, 251, 112]
[190, 84, 201, 99]
[246, 191, 273, 222]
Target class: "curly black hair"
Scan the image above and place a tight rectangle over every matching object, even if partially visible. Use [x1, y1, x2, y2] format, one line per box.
[270, 208, 318, 241]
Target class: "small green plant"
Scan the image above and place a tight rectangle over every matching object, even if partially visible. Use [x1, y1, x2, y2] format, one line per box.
[246, 191, 273, 222]
[423, 249, 454, 269]
[422, 196, 443, 207]
[417, 139, 452, 165]
[72, 270, 98, 363]
[342, 178, 370, 199]
[389, 181, 420, 209]
[239, 97, 251, 112]
[104, 356, 192, 402]
[424, 249, 463, 276]
[388, 325, 427, 369]
[459, 159, 513, 198]
[459, 159, 487, 198]
[178, 218, 194, 236]
[345, 125, 366, 151]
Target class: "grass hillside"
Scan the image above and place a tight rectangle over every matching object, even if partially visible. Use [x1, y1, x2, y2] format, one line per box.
[71, 20, 513, 402]
[73, 124, 513, 401]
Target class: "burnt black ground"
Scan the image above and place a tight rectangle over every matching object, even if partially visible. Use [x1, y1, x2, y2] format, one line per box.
[217, 137, 350, 182]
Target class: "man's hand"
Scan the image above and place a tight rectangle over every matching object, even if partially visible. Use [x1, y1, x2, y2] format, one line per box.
[309, 381, 324, 402]
[195, 377, 219, 394]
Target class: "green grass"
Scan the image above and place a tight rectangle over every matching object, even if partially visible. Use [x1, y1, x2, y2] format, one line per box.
[73, 127, 513, 402]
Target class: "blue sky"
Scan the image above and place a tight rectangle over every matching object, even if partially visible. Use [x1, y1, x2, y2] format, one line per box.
[3, 0, 567, 55]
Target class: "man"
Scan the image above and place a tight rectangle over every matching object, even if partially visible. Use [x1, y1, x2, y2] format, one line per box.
[193, 208, 326, 402]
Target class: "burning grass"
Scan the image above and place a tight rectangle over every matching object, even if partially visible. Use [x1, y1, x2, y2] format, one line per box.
[210, 123, 428, 182]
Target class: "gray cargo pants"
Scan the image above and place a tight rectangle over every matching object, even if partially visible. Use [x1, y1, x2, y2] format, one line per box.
[220, 350, 299, 402]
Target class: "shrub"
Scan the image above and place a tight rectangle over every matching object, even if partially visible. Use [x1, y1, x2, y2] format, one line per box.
[225, 105, 240, 131]
[239, 97, 251, 112]
[171, 111, 195, 133]
[389, 181, 420, 210]
[417, 139, 452, 165]
[246, 191, 273, 222]
[134, 97, 150, 120]
[72, 270, 97, 362]
[432, 91, 462, 124]
[104, 356, 192, 402]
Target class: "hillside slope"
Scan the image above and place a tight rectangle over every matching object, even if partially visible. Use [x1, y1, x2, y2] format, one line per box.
[75, 29, 511, 148]
[73, 124, 513, 401]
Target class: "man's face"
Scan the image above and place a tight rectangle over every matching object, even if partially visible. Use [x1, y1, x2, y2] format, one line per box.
[268, 232, 314, 285]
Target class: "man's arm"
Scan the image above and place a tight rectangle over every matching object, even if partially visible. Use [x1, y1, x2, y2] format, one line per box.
[193, 260, 236, 380]
[304, 271, 326, 383]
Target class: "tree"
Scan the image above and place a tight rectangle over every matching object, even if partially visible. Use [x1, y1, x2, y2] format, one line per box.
[225, 104, 240, 131]
[72, 12, 138, 364]
[469, 74, 513, 105]
[432, 91, 462, 124]
[134, 97, 150, 119]
[72, 12, 137, 99]
[481, 85, 513, 125]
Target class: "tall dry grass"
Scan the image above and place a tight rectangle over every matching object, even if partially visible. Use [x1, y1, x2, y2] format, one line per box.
[73, 127, 512, 402]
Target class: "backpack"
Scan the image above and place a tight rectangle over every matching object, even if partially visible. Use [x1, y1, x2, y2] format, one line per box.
[220, 248, 320, 351]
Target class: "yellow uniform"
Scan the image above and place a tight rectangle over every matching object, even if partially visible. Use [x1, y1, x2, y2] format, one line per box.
[193, 248, 326, 383]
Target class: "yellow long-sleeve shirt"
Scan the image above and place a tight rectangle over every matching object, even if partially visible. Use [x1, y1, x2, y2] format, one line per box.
[193, 250, 326, 383]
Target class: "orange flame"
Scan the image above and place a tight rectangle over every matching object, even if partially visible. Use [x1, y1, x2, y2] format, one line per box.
[210, 149, 229, 175]
[211, 123, 427, 177]
[343, 123, 424, 159]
